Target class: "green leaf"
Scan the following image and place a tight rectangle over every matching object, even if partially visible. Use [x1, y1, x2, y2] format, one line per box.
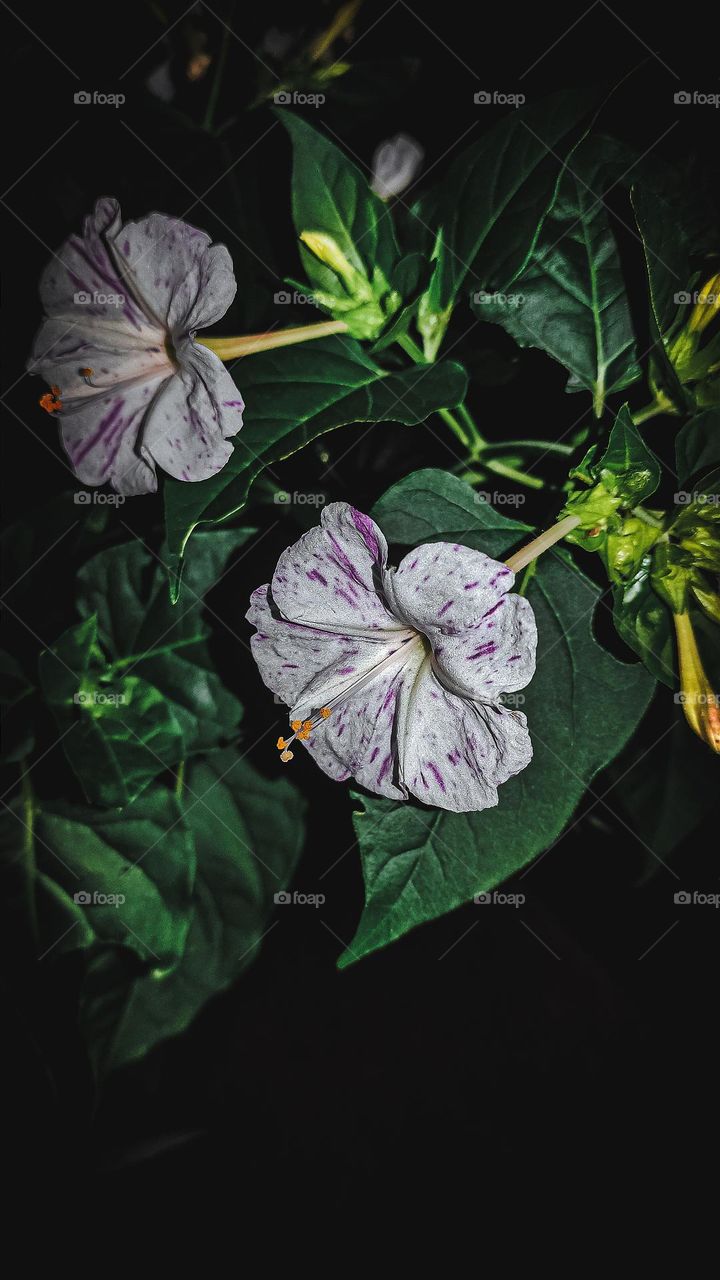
[164, 335, 468, 596]
[34, 788, 195, 968]
[339, 469, 654, 965]
[594, 404, 661, 503]
[676, 408, 720, 488]
[39, 615, 186, 807]
[279, 109, 399, 298]
[631, 183, 691, 339]
[0, 650, 35, 763]
[76, 530, 251, 747]
[419, 88, 600, 353]
[612, 562, 676, 688]
[472, 141, 641, 413]
[79, 751, 305, 1073]
[609, 707, 718, 873]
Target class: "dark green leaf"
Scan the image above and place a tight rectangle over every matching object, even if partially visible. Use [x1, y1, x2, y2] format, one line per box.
[80, 751, 305, 1073]
[39, 615, 186, 808]
[76, 530, 251, 744]
[164, 336, 468, 596]
[0, 650, 35, 763]
[279, 109, 399, 295]
[420, 88, 600, 348]
[473, 141, 641, 412]
[339, 469, 654, 965]
[676, 408, 720, 488]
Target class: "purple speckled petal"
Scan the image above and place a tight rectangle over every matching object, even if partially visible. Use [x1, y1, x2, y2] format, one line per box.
[28, 312, 172, 402]
[109, 212, 236, 333]
[141, 341, 243, 482]
[246, 582, 419, 798]
[395, 665, 533, 812]
[432, 594, 537, 700]
[59, 373, 164, 493]
[270, 503, 404, 637]
[384, 540, 516, 639]
[34, 197, 150, 332]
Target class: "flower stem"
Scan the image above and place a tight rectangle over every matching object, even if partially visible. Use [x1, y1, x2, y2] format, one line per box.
[505, 515, 581, 573]
[396, 333, 486, 455]
[484, 458, 545, 489]
[203, 3, 234, 132]
[197, 319, 349, 360]
[108, 635, 207, 673]
[482, 438, 574, 456]
[20, 762, 38, 942]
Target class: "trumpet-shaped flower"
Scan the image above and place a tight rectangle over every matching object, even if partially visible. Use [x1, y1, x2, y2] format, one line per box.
[247, 503, 537, 813]
[28, 197, 244, 494]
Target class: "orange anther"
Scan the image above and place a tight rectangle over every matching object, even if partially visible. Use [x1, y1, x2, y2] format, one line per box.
[291, 720, 302, 732]
[320, 707, 331, 718]
[39, 385, 62, 414]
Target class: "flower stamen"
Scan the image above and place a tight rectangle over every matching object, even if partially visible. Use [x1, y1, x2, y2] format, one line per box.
[39, 385, 62, 414]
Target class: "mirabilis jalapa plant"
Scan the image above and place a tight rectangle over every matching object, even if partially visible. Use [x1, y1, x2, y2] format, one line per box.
[13, 87, 720, 1069]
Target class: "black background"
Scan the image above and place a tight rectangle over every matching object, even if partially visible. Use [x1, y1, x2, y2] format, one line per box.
[2, 0, 718, 1199]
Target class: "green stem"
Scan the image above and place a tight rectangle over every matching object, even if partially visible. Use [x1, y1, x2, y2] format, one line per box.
[175, 759, 186, 800]
[20, 763, 38, 942]
[482, 438, 574, 456]
[396, 333, 485, 455]
[517, 559, 537, 597]
[484, 459, 545, 489]
[203, 4, 234, 132]
[437, 407, 472, 450]
[108, 635, 207, 673]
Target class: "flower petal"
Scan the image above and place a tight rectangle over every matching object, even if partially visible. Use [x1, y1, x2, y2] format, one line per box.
[385, 540, 516, 638]
[141, 342, 243, 482]
[28, 313, 171, 402]
[270, 503, 404, 636]
[395, 665, 533, 812]
[110, 213, 236, 332]
[431, 594, 537, 701]
[59, 375, 167, 493]
[35, 197, 150, 332]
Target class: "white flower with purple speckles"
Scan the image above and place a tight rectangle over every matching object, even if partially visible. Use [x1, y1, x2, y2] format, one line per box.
[28, 197, 244, 495]
[247, 502, 537, 813]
